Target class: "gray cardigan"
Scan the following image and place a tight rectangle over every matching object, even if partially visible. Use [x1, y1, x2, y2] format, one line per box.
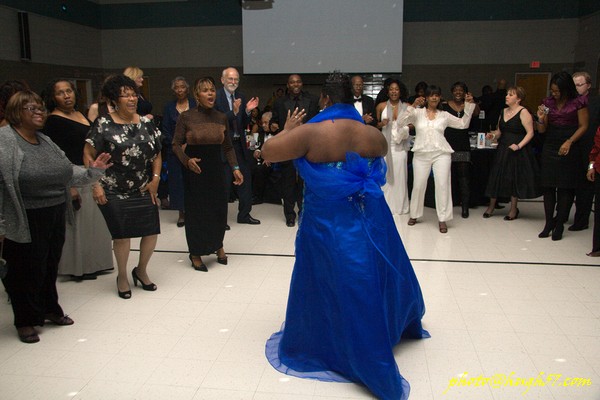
[0, 125, 104, 243]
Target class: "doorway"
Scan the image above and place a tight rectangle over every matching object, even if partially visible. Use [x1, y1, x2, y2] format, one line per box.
[515, 72, 551, 114]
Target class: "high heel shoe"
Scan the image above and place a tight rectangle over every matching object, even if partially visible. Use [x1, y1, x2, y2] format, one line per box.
[503, 208, 520, 221]
[538, 221, 556, 238]
[438, 222, 448, 234]
[551, 224, 564, 241]
[482, 210, 494, 218]
[131, 267, 157, 291]
[216, 251, 228, 265]
[117, 276, 131, 299]
[45, 314, 74, 325]
[407, 218, 417, 226]
[189, 254, 208, 272]
[17, 326, 40, 344]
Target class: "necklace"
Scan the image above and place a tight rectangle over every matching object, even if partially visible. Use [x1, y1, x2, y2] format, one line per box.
[176, 101, 189, 113]
[116, 111, 134, 124]
[452, 101, 464, 118]
[506, 107, 519, 117]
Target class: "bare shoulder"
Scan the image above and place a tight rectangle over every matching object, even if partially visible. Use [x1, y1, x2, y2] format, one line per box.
[312, 119, 386, 158]
[355, 124, 387, 156]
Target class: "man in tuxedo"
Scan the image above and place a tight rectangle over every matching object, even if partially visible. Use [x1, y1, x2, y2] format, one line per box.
[215, 67, 260, 225]
[351, 75, 376, 126]
[270, 74, 319, 227]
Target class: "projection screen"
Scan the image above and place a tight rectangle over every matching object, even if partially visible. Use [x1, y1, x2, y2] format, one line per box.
[242, 0, 404, 74]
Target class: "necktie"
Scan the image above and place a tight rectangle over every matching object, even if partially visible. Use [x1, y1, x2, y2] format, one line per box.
[231, 93, 240, 138]
[354, 97, 363, 103]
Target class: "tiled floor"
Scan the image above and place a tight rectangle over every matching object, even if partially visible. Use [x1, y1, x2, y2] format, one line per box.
[0, 200, 599, 400]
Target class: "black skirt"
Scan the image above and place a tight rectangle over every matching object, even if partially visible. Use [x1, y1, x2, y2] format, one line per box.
[99, 193, 160, 239]
[485, 132, 541, 199]
[540, 125, 580, 188]
[183, 144, 228, 256]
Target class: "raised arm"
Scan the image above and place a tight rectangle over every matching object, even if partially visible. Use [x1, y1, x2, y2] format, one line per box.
[446, 102, 476, 129]
[261, 124, 310, 163]
[396, 105, 417, 129]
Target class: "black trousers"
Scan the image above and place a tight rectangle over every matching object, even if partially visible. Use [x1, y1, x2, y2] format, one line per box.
[280, 160, 303, 221]
[224, 141, 253, 221]
[251, 162, 271, 201]
[1, 203, 66, 328]
[573, 181, 594, 228]
[592, 173, 600, 252]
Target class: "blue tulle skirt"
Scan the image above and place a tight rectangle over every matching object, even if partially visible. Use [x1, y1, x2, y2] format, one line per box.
[266, 150, 429, 400]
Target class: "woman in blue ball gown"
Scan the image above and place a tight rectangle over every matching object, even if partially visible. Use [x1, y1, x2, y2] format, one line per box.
[262, 72, 429, 400]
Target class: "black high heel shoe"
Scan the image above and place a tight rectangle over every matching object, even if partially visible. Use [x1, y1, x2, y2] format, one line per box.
[117, 276, 131, 299]
[551, 224, 564, 241]
[216, 250, 228, 265]
[504, 208, 520, 221]
[189, 254, 208, 272]
[131, 267, 157, 291]
[538, 221, 556, 238]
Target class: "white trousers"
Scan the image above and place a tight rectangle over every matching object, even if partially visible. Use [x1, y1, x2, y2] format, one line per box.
[383, 147, 409, 215]
[410, 151, 453, 222]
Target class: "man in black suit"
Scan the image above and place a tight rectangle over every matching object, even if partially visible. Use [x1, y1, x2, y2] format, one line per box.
[351, 75, 376, 126]
[572, 71, 597, 231]
[270, 74, 319, 227]
[215, 67, 260, 225]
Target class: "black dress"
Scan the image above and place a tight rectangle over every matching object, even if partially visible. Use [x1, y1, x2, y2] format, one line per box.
[485, 109, 540, 199]
[442, 103, 471, 161]
[43, 115, 113, 276]
[172, 106, 238, 256]
[540, 96, 587, 188]
[137, 95, 153, 116]
[86, 115, 162, 239]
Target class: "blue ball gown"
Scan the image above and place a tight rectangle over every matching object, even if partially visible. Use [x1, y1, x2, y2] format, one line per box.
[265, 104, 430, 400]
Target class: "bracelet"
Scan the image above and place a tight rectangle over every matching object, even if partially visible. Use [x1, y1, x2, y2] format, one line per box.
[589, 162, 595, 170]
[233, 165, 240, 171]
[516, 144, 520, 150]
[153, 173, 160, 178]
[491, 133, 496, 140]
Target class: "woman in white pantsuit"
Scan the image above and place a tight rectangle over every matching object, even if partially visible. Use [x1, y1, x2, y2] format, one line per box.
[397, 85, 475, 233]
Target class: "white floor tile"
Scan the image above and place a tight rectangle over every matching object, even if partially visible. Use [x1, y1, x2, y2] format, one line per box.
[0, 201, 598, 400]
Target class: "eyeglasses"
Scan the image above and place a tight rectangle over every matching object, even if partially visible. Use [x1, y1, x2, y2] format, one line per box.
[22, 106, 47, 114]
[119, 94, 138, 99]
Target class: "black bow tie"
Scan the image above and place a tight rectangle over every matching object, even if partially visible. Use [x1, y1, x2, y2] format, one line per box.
[354, 97, 363, 103]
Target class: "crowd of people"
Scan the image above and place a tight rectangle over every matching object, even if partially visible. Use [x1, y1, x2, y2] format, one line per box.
[0, 66, 598, 399]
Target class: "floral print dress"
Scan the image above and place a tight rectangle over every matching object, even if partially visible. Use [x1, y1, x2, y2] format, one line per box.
[86, 115, 161, 198]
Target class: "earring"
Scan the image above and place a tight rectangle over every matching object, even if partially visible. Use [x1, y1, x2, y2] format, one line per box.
[114, 105, 119, 111]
